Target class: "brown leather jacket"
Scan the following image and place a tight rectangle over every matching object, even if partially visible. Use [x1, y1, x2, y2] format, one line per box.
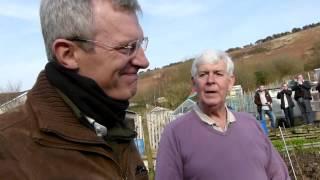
[0, 72, 148, 180]
[254, 90, 273, 112]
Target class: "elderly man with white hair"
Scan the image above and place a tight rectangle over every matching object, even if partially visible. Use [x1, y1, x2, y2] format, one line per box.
[156, 49, 290, 180]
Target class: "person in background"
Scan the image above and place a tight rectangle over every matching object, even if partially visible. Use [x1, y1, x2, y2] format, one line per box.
[316, 78, 320, 94]
[277, 82, 295, 127]
[156, 49, 290, 180]
[0, 0, 149, 179]
[254, 85, 277, 130]
[292, 74, 314, 125]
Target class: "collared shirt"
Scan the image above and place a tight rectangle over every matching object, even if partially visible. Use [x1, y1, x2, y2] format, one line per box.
[283, 93, 289, 108]
[259, 91, 270, 110]
[193, 104, 236, 132]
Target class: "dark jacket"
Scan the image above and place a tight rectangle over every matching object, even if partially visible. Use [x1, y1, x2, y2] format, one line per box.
[277, 89, 295, 109]
[0, 72, 148, 180]
[292, 81, 312, 100]
[316, 83, 320, 93]
[254, 90, 273, 112]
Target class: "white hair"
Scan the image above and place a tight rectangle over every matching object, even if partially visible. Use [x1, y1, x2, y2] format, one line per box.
[191, 49, 234, 77]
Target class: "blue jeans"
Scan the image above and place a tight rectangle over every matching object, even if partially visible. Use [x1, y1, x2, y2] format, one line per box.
[259, 119, 269, 135]
[259, 110, 276, 129]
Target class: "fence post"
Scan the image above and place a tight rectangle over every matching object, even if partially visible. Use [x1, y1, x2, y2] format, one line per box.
[142, 112, 155, 179]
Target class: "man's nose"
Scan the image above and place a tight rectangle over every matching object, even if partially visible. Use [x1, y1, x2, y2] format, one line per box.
[132, 48, 149, 69]
[207, 73, 216, 84]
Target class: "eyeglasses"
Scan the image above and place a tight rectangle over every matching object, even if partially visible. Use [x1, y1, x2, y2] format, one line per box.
[69, 37, 148, 57]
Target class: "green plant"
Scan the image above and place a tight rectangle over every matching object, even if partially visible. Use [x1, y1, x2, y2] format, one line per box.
[247, 47, 269, 54]
[255, 71, 268, 86]
[272, 138, 320, 152]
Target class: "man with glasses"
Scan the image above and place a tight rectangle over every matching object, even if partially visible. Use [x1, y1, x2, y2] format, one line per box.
[0, 0, 149, 179]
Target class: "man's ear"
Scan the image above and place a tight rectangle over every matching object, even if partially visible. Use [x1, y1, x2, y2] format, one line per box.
[191, 77, 197, 92]
[191, 76, 197, 91]
[52, 39, 79, 70]
[228, 75, 235, 91]
[191, 76, 196, 87]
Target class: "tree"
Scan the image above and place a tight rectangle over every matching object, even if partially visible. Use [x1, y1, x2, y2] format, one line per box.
[292, 27, 301, 33]
[0, 81, 22, 93]
[0, 81, 24, 113]
[255, 71, 268, 86]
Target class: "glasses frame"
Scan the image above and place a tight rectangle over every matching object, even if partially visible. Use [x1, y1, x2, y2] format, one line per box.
[69, 37, 148, 57]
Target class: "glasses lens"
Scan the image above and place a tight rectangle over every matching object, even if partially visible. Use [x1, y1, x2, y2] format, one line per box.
[127, 37, 148, 57]
[142, 37, 148, 51]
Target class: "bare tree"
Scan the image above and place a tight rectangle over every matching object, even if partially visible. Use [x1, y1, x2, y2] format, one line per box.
[0, 81, 22, 93]
[0, 81, 25, 114]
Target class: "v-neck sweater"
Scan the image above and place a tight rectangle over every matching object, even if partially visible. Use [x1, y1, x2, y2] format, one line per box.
[156, 110, 290, 180]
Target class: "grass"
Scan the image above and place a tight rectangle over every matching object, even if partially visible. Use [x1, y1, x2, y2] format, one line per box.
[272, 138, 320, 152]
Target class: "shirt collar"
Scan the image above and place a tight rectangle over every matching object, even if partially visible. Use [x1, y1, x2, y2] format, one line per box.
[193, 104, 236, 126]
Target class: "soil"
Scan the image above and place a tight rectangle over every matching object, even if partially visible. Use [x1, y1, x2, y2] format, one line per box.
[281, 150, 320, 180]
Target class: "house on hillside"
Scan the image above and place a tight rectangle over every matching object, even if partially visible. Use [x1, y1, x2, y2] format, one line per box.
[314, 68, 320, 83]
[0, 91, 27, 114]
[173, 85, 245, 116]
[173, 98, 195, 116]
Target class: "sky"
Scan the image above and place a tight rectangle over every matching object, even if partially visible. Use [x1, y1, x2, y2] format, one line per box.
[0, 0, 320, 91]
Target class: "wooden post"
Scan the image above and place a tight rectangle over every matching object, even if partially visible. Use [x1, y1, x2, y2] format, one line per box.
[142, 112, 155, 180]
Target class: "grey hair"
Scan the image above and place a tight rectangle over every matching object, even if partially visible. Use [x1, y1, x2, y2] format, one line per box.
[191, 49, 234, 77]
[40, 0, 141, 61]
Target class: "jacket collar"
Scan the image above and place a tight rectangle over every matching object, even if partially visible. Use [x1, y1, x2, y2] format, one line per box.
[27, 71, 105, 145]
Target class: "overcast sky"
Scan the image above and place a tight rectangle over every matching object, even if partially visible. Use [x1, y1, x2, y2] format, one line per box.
[0, 0, 320, 91]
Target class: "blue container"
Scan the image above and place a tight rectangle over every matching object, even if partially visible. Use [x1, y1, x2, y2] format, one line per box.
[134, 139, 145, 155]
[260, 119, 269, 135]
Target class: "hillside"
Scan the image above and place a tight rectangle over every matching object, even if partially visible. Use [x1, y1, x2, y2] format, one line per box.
[131, 25, 320, 112]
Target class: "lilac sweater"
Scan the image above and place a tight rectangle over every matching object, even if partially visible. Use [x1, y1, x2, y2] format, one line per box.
[156, 110, 290, 180]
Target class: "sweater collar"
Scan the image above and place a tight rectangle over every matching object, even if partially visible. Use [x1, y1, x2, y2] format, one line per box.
[193, 104, 236, 132]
